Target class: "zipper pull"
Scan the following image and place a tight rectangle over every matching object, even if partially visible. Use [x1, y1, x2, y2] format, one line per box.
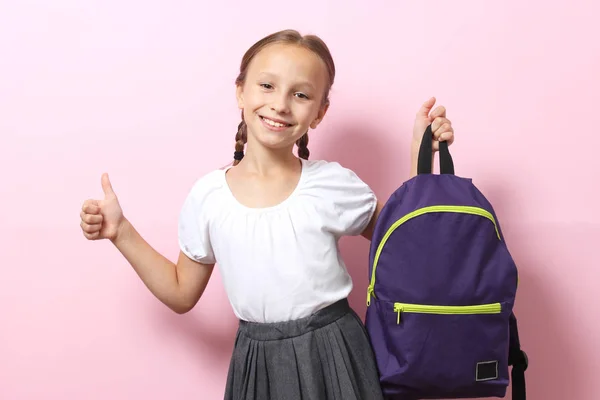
[366, 286, 373, 306]
[394, 304, 403, 324]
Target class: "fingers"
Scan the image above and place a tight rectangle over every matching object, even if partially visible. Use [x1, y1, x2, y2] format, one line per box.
[82, 230, 100, 240]
[80, 214, 102, 240]
[416, 97, 436, 117]
[81, 199, 103, 240]
[82, 199, 100, 214]
[80, 220, 102, 234]
[431, 116, 454, 144]
[431, 116, 450, 133]
[429, 105, 446, 119]
[101, 173, 115, 197]
[418, 98, 454, 149]
[80, 210, 103, 224]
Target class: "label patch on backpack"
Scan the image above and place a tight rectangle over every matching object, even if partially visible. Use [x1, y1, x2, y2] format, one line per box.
[475, 360, 498, 381]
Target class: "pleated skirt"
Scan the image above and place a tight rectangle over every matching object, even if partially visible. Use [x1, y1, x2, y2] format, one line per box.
[224, 298, 385, 400]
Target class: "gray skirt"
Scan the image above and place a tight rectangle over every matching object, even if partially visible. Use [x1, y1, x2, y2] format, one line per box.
[224, 298, 385, 400]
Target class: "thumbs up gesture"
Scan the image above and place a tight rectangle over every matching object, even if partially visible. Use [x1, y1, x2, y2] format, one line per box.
[80, 173, 125, 241]
[413, 97, 455, 152]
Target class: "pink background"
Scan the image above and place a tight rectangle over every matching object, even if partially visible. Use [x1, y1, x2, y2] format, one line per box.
[1, 1, 598, 399]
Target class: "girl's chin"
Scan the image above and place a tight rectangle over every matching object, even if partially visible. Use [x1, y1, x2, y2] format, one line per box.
[249, 134, 299, 153]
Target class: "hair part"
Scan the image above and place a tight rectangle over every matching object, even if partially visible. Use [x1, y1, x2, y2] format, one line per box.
[232, 29, 335, 166]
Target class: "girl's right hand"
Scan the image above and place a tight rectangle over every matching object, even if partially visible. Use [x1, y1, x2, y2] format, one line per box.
[80, 173, 126, 242]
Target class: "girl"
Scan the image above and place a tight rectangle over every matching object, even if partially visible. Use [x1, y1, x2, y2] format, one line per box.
[79, 29, 455, 400]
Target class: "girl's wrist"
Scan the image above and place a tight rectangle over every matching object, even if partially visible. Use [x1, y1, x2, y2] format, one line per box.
[111, 217, 132, 247]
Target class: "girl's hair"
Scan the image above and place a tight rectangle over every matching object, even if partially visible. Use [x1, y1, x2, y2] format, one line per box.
[232, 29, 336, 166]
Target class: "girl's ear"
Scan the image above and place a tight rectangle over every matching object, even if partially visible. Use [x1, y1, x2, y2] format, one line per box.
[236, 85, 244, 109]
[310, 103, 329, 129]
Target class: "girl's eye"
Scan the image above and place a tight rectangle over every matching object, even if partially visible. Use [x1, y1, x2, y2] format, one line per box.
[295, 92, 309, 100]
[260, 83, 273, 89]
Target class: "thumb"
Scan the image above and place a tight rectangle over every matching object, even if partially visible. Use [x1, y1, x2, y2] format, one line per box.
[101, 173, 116, 197]
[416, 96, 436, 118]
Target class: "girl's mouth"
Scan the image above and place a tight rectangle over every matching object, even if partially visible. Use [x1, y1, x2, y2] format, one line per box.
[259, 115, 293, 129]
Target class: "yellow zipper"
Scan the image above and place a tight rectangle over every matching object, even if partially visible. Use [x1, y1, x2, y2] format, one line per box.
[366, 205, 501, 306]
[393, 302, 502, 324]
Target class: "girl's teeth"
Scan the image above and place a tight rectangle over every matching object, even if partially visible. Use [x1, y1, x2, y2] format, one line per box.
[263, 117, 286, 127]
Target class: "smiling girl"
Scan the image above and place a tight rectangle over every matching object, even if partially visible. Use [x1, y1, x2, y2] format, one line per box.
[79, 29, 455, 399]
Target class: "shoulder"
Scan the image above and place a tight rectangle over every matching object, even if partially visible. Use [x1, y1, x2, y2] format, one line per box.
[180, 167, 231, 218]
[303, 158, 364, 181]
[300, 159, 377, 237]
[302, 159, 371, 191]
[185, 167, 228, 202]
[301, 158, 376, 207]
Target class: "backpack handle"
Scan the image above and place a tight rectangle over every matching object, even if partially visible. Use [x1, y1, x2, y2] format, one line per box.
[417, 124, 455, 175]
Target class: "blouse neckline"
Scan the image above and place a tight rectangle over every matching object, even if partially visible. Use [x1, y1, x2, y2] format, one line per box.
[221, 158, 307, 212]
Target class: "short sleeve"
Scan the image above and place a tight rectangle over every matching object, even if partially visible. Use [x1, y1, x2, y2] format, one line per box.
[178, 178, 217, 265]
[321, 162, 378, 237]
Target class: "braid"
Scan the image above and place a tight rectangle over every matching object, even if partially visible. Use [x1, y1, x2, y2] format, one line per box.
[296, 133, 310, 160]
[233, 113, 247, 166]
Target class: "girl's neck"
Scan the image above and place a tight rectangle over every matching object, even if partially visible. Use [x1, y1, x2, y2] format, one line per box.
[239, 141, 301, 176]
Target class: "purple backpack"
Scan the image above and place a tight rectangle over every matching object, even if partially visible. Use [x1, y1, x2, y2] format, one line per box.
[365, 125, 528, 399]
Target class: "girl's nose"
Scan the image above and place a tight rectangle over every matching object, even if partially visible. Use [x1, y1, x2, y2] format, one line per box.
[270, 93, 290, 114]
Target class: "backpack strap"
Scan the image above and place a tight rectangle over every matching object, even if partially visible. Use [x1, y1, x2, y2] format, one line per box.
[508, 312, 528, 400]
[417, 124, 455, 175]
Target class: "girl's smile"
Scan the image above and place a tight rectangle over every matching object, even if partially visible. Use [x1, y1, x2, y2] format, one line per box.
[258, 114, 294, 132]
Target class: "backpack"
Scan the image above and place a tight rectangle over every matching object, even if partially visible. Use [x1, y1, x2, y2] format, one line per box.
[364, 125, 528, 399]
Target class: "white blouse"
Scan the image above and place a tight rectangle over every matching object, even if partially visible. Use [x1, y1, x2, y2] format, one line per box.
[178, 158, 377, 323]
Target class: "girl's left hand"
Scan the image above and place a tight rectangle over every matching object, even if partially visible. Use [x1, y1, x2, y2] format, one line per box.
[412, 97, 455, 152]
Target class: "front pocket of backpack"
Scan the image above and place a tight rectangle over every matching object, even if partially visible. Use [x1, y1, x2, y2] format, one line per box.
[394, 302, 502, 322]
[381, 301, 510, 397]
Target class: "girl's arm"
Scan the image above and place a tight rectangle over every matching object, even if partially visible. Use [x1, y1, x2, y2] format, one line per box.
[111, 218, 215, 314]
[80, 174, 214, 314]
[360, 202, 383, 241]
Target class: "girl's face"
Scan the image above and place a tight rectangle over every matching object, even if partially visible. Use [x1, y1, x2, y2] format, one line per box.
[236, 43, 329, 154]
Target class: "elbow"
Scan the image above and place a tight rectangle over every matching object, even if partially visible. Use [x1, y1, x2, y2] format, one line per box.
[168, 295, 198, 314]
[169, 301, 194, 314]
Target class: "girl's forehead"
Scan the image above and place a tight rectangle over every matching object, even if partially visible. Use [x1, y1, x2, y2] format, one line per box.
[248, 44, 328, 86]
